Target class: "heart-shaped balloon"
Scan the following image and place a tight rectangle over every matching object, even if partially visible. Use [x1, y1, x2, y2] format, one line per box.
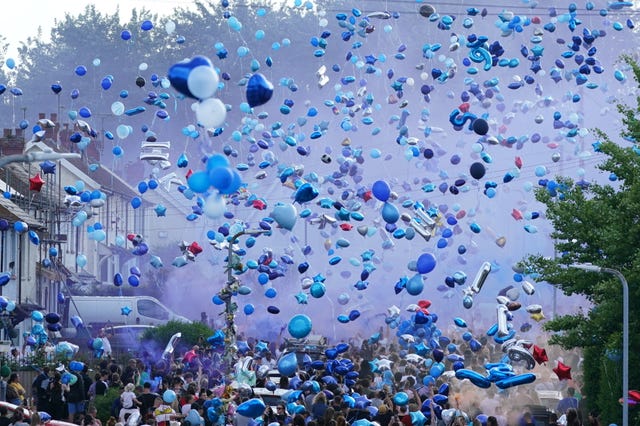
[271, 202, 297, 231]
[168, 55, 214, 99]
[246, 73, 274, 108]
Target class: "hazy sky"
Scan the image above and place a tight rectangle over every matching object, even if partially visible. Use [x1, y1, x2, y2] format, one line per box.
[4, 0, 184, 58]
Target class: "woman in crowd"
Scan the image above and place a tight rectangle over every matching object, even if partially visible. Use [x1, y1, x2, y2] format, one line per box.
[6, 373, 26, 406]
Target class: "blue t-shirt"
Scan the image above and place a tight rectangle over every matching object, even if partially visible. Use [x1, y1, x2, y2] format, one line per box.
[556, 396, 578, 414]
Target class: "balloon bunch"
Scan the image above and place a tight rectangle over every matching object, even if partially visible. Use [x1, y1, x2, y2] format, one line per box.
[174, 240, 203, 266]
[127, 233, 149, 256]
[187, 153, 243, 197]
[54, 341, 80, 360]
[168, 55, 227, 129]
[25, 310, 52, 349]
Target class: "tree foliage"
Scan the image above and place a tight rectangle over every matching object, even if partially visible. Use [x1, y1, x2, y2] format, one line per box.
[521, 55, 640, 425]
[141, 320, 214, 356]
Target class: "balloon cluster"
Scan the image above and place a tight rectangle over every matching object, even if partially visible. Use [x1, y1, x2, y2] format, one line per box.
[187, 153, 243, 202]
[167, 55, 226, 129]
[25, 310, 53, 348]
[174, 240, 203, 267]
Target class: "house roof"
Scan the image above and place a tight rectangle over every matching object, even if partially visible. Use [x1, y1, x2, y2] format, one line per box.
[0, 192, 45, 230]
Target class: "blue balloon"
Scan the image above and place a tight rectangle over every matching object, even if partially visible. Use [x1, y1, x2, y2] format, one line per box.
[131, 197, 142, 209]
[455, 369, 491, 388]
[372, 180, 391, 202]
[209, 167, 234, 191]
[381, 202, 400, 224]
[417, 253, 437, 274]
[393, 392, 409, 406]
[236, 398, 266, 418]
[246, 73, 274, 108]
[288, 314, 312, 339]
[128, 275, 140, 287]
[243, 304, 255, 315]
[163, 390, 177, 403]
[188, 171, 211, 193]
[277, 352, 298, 377]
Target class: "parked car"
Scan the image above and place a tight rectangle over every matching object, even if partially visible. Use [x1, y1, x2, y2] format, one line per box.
[61, 295, 189, 338]
[0, 401, 76, 426]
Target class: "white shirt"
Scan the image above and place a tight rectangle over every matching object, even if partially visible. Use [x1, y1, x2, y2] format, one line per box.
[121, 391, 136, 409]
[101, 337, 112, 356]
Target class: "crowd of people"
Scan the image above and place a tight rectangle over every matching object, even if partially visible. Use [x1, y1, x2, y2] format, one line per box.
[0, 335, 599, 426]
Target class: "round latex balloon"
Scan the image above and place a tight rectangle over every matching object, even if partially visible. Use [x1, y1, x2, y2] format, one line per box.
[277, 352, 298, 377]
[372, 180, 391, 202]
[187, 65, 220, 99]
[288, 314, 312, 339]
[196, 97, 227, 129]
[470, 162, 486, 180]
[416, 253, 437, 274]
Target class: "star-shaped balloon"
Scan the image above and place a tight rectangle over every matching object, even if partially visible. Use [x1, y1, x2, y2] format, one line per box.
[172, 255, 188, 267]
[121, 306, 132, 316]
[295, 292, 308, 304]
[553, 361, 572, 381]
[29, 173, 45, 191]
[39, 160, 56, 174]
[188, 241, 203, 255]
[375, 358, 393, 371]
[154, 204, 167, 217]
[254, 340, 268, 354]
[313, 273, 326, 283]
[532, 345, 548, 365]
[387, 305, 401, 317]
[149, 255, 164, 269]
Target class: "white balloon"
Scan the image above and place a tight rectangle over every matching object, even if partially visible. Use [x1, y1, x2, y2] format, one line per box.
[111, 101, 125, 116]
[196, 98, 226, 128]
[165, 20, 176, 34]
[187, 65, 220, 99]
[203, 194, 226, 219]
[116, 124, 130, 139]
[138, 62, 148, 71]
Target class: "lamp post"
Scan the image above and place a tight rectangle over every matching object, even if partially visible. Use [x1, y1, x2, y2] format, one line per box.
[220, 228, 268, 382]
[570, 263, 628, 426]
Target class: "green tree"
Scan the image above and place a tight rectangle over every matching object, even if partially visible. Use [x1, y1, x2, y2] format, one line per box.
[521, 56, 640, 426]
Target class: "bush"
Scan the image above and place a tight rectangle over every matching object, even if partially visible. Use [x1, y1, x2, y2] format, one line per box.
[93, 386, 121, 423]
[141, 320, 214, 356]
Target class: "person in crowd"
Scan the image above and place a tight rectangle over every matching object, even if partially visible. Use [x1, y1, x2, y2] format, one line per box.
[47, 372, 65, 420]
[6, 373, 26, 406]
[556, 387, 579, 416]
[29, 412, 44, 426]
[0, 406, 9, 426]
[138, 382, 160, 418]
[310, 391, 328, 421]
[565, 408, 581, 426]
[32, 366, 50, 413]
[153, 396, 177, 426]
[63, 371, 86, 422]
[373, 404, 392, 426]
[94, 370, 110, 397]
[9, 407, 29, 426]
[274, 402, 292, 426]
[121, 360, 139, 386]
[119, 383, 141, 423]
[587, 410, 601, 426]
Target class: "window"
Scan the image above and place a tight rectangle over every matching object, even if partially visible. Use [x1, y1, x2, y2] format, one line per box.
[137, 299, 169, 320]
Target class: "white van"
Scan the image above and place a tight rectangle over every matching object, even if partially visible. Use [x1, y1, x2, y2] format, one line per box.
[62, 295, 190, 335]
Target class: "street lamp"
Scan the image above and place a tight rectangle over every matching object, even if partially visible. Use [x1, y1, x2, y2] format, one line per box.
[219, 228, 268, 381]
[570, 263, 628, 426]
